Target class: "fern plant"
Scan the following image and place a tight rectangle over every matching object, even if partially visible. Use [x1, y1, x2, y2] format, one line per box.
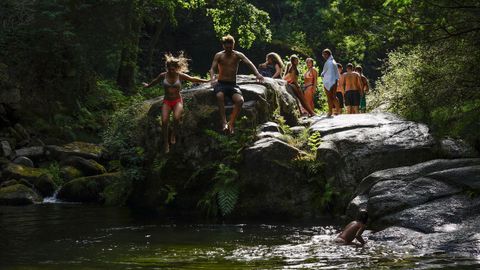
[196, 117, 255, 218]
[308, 131, 322, 152]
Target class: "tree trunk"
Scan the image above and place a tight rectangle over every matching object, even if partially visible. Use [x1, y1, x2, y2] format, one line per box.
[146, 18, 167, 77]
[116, 0, 142, 94]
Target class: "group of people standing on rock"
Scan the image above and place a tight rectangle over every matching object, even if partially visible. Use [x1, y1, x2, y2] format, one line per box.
[258, 49, 370, 117]
[143, 34, 369, 153]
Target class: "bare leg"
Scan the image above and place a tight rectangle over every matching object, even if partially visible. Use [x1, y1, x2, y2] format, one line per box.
[337, 95, 343, 114]
[228, 93, 244, 134]
[216, 92, 228, 132]
[329, 84, 340, 115]
[304, 87, 316, 114]
[171, 102, 184, 145]
[324, 87, 333, 116]
[353, 106, 359, 114]
[292, 84, 315, 116]
[161, 103, 172, 153]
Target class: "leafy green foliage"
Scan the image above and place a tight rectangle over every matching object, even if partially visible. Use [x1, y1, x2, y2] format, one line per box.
[161, 184, 177, 204]
[371, 39, 480, 147]
[101, 176, 132, 206]
[207, 0, 271, 48]
[307, 131, 322, 153]
[198, 164, 239, 216]
[195, 117, 255, 217]
[44, 162, 63, 186]
[101, 98, 150, 205]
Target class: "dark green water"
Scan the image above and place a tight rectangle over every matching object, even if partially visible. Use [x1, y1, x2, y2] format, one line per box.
[1, 204, 479, 269]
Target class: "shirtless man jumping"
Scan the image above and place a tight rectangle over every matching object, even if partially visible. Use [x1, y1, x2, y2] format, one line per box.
[343, 63, 363, 114]
[209, 35, 264, 134]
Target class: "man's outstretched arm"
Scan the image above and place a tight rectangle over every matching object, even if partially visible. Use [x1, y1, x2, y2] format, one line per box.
[238, 52, 264, 81]
[209, 53, 220, 84]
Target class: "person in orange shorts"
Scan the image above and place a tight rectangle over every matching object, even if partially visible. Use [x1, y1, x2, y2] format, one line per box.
[143, 52, 209, 153]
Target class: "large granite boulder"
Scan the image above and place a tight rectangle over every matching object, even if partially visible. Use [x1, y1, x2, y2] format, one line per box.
[235, 137, 320, 218]
[0, 184, 42, 205]
[308, 113, 477, 192]
[371, 216, 480, 258]
[140, 75, 299, 161]
[347, 158, 480, 232]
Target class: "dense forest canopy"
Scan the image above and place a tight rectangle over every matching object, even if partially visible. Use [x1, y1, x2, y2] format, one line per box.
[0, 0, 479, 146]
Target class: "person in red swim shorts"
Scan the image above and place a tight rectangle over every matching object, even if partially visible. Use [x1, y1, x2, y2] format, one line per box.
[143, 52, 209, 153]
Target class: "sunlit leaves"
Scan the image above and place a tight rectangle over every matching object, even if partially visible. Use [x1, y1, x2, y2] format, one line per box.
[207, 0, 271, 48]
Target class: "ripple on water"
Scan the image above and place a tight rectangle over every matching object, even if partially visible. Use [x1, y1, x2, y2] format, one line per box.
[2, 204, 480, 269]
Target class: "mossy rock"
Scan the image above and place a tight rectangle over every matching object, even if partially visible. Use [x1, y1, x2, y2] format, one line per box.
[57, 172, 121, 203]
[63, 141, 103, 157]
[0, 179, 18, 188]
[2, 163, 57, 196]
[60, 156, 107, 176]
[60, 166, 84, 181]
[45, 141, 103, 161]
[0, 184, 42, 205]
[3, 162, 43, 180]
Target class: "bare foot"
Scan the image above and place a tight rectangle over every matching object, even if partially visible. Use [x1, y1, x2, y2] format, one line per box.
[221, 122, 229, 134]
[170, 133, 176, 145]
[227, 122, 235, 135]
[164, 143, 170, 154]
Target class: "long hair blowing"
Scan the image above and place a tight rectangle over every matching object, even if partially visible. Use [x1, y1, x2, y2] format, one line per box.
[164, 52, 189, 73]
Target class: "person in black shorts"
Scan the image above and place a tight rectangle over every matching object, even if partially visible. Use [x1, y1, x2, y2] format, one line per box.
[209, 35, 264, 134]
[213, 81, 242, 100]
[343, 63, 362, 114]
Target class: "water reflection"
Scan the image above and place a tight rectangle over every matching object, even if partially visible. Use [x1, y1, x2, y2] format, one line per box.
[1, 204, 479, 269]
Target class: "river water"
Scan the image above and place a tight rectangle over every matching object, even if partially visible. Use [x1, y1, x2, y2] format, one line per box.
[1, 204, 479, 269]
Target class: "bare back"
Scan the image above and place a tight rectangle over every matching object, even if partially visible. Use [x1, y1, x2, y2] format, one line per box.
[337, 73, 345, 93]
[338, 221, 364, 243]
[216, 50, 242, 82]
[344, 71, 362, 92]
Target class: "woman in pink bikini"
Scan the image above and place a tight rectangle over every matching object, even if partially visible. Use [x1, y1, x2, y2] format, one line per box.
[143, 52, 209, 153]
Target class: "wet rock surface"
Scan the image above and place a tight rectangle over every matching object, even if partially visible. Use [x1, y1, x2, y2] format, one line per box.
[347, 158, 480, 251]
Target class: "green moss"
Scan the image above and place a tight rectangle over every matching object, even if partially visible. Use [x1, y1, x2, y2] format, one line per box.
[5, 163, 43, 179]
[58, 173, 121, 203]
[0, 184, 42, 205]
[60, 165, 84, 181]
[101, 176, 133, 206]
[63, 141, 103, 156]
